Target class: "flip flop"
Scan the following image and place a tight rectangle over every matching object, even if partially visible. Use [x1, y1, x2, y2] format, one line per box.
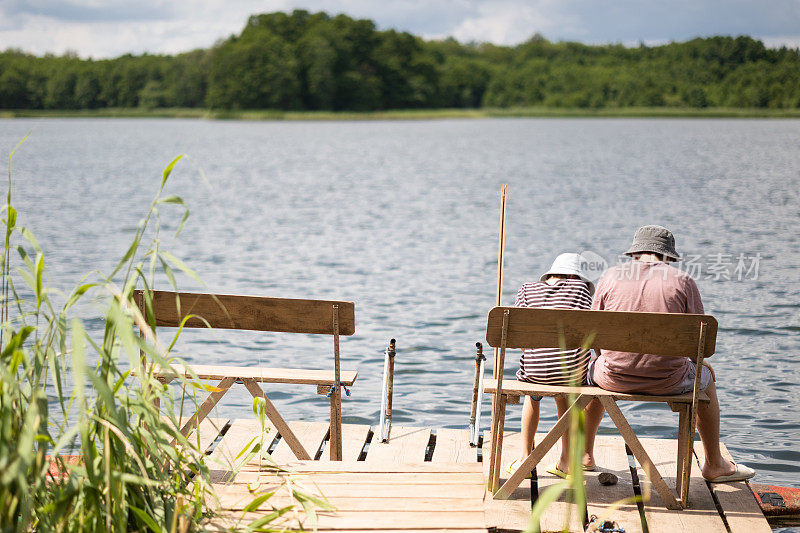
[506, 459, 533, 479]
[706, 463, 755, 483]
[546, 463, 571, 480]
[545, 463, 596, 479]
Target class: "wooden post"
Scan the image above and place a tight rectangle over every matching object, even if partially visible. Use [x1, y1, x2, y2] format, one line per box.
[488, 184, 507, 486]
[379, 338, 396, 442]
[682, 321, 708, 506]
[386, 338, 395, 425]
[676, 403, 691, 499]
[330, 305, 343, 461]
[489, 309, 510, 492]
[469, 342, 485, 447]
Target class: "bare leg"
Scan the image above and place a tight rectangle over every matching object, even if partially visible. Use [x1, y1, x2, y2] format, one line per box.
[583, 398, 605, 469]
[554, 396, 571, 471]
[554, 397, 605, 472]
[697, 381, 736, 479]
[520, 396, 540, 459]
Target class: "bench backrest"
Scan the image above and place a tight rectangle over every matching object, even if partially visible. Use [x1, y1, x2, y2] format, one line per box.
[485, 307, 716, 359]
[133, 290, 355, 336]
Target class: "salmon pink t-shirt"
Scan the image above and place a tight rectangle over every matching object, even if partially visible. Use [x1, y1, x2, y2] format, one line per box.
[591, 261, 704, 394]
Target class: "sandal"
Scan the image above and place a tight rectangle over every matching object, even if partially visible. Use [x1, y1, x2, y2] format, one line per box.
[506, 458, 533, 479]
[706, 463, 755, 483]
[546, 463, 571, 480]
[546, 463, 596, 479]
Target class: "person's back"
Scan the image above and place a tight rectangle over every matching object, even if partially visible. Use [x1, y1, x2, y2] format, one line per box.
[591, 260, 703, 394]
[516, 277, 593, 385]
[587, 225, 754, 483]
[511, 253, 603, 478]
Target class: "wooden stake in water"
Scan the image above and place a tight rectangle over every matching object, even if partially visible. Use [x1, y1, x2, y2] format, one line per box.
[487, 184, 507, 488]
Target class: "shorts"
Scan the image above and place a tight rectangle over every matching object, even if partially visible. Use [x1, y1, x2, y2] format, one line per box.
[668, 362, 713, 395]
[585, 356, 711, 395]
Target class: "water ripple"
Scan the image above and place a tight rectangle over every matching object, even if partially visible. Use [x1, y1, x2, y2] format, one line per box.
[3, 117, 799, 488]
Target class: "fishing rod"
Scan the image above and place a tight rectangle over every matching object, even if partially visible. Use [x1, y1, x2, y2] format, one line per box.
[485, 185, 507, 485]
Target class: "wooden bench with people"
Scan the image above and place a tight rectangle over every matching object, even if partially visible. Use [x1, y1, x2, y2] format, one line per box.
[484, 306, 715, 509]
[484, 226, 755, 510]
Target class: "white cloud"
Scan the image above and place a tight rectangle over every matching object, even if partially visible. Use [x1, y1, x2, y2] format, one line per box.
[0, 0, 799, 58]
[760, 35, 800, 50]
[447, 4, 550, 45]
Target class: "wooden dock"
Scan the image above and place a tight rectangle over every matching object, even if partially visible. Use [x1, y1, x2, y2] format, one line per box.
[186, 418, 770, 533]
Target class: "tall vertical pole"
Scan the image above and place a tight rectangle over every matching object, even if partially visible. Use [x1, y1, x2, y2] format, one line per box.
[487, 184, 507, 485]
[469, 342, 485, 446]
[330, 305, 342, 460]
[379, 338, 396, 442]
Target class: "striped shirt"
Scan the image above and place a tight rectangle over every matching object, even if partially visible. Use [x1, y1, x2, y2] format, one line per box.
[514, 278, 594, 385]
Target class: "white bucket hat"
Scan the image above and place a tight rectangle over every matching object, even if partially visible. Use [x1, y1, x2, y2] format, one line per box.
[540, 253, 595, 294]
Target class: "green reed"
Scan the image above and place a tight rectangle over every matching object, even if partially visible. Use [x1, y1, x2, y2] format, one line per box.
[0, 141, 318, 532]
[523, 331, 645, 533]
[520, 332, 592, 533]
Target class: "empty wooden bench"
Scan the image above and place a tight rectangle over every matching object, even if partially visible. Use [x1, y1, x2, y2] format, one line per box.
[134, 289, 357, 461]
[484, 307, 717, 509]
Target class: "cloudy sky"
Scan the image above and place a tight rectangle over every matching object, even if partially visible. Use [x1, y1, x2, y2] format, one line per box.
[1, 0, 799, 58]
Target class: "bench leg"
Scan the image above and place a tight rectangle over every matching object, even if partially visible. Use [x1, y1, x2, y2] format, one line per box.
[152, 376, 173, 416]
[600, 396, 683, 510]
[495, 394, 590, 500]
[676, 404, 691, 505]
[242, 378, 311, 460]
[489, 394, 508, 492]
[329, 387, 342, 461]
[179, 376, 234, 437]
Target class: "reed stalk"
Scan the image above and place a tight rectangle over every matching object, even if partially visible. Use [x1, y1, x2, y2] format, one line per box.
[0, 142, 319, 532]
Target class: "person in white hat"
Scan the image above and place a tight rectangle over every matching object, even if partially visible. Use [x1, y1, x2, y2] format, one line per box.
[508, 253, 605, 479]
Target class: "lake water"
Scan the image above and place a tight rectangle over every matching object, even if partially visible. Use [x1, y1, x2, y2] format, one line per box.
[1, 117, 799, 490]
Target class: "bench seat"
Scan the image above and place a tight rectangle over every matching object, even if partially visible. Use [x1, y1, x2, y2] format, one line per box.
[484, 378, 709, 404]
[146, 365, 358, 386]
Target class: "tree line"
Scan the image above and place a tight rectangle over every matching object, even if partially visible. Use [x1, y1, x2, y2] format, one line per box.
[2, 10, 799, 111]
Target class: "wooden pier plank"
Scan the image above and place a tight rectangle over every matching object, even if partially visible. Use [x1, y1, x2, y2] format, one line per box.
[207, 510, 487, 530]
[206, 461, 486, 531]
[482, 429, 534, 532]
[166, 416, 227, 458]
[217, 494, 487, 512]
[213, 478, 487, 499]
[431, 428, 478, 463]
[365, 426, 431, 463]
[207, 418, 277, 472]
[229, 472, 486, 485]
[336, 423, 371, 462]
[269, 421, 329, 463]
[636, 436, 727, 533]
[255, 462, 486, 473]
[199, 416, 758, 533]
[534, 430, 585, 533]
[483, 429, 584, 532]
[584, 435, 644, 533]
[694, 442, 772, 533]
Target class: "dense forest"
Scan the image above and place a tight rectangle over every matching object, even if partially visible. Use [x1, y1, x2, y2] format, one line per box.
[2, 10, 799, 111]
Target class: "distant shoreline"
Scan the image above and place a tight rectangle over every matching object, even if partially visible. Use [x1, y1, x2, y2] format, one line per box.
[2, 107, 800, 120]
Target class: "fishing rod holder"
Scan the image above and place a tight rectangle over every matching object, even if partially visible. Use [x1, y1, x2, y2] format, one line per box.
[469, 342, 486, 447]
[378, 338, 396, 442]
